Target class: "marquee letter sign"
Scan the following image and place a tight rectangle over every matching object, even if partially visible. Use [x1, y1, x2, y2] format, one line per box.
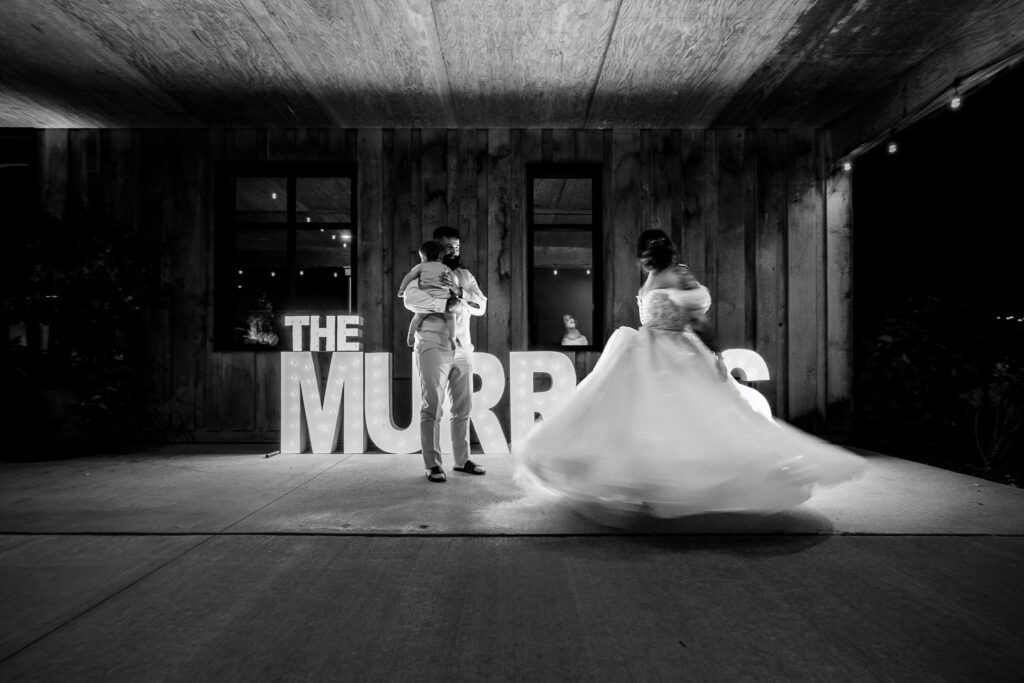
[508, 351, 577, 448]
[279, 313, 775, 454]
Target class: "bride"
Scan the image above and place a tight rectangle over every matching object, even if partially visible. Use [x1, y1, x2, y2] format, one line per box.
[512, 229, 866, 517]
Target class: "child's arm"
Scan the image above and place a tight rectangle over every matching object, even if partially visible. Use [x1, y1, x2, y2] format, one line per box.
[398, 263, 424, 295]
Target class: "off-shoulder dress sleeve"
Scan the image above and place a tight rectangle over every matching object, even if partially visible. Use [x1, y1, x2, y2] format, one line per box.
[666, 284, 711, 315]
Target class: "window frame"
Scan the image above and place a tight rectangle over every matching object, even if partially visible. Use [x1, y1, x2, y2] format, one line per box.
[525, 163, 604, 351]
[214, 161, 358, 352]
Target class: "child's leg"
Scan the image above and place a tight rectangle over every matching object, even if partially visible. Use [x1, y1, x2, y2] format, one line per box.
[407, 312, 426, 347]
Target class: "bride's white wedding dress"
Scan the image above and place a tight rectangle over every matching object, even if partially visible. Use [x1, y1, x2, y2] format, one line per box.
[512, 286, 867, 517]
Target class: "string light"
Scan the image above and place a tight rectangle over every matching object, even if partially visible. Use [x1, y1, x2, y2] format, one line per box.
[553, 269, 558, 275]
[270, 271, 276, 277]
[306, 216, 311, 223]
[950, 78, 963, 111]
[271, 192, 277, 200]
[586, 269, 591, 275]
[237, 269, 243, 275]
[842, 160, 853, 172]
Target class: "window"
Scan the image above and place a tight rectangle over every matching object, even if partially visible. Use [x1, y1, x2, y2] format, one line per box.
[526, 164, 603, 350]
[215, 163, 356, 350]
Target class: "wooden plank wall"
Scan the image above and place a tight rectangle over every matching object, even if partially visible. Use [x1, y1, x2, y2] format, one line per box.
[34, 127, 852, 442]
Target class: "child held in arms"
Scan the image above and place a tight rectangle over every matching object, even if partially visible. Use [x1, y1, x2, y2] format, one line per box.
[398, 240, 461, 349]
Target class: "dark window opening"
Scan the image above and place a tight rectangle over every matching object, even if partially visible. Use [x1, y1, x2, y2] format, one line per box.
[215, 163, 356, 351]
[526, 164, 603, 350]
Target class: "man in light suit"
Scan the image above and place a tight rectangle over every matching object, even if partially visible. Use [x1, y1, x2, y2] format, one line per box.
[400, 226, 488, 482]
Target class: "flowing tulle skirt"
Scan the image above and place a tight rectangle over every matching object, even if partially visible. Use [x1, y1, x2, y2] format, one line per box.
[512, 326, 867, 517]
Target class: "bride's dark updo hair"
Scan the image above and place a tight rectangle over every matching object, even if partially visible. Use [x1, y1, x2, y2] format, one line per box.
[637, 229, 677, 271]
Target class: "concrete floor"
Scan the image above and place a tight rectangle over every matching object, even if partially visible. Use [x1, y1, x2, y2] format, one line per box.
[1, 446, 1022, 681]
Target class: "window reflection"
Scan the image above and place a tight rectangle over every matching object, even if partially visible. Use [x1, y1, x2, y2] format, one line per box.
[297, 177, 352, 223]
[235, 178, 287, 223]
[527, 166, 602, 349]
[532, 230, 594, 346]
[295, 229, 353, 313]
[533, 178, 592, 224]
[218, 165, 356, 350]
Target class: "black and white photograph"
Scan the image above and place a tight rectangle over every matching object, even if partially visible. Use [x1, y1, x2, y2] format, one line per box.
[1, 0, 1022, 680]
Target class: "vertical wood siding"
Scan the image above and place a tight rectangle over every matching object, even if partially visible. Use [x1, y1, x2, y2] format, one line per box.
[34, 127, 852, 442]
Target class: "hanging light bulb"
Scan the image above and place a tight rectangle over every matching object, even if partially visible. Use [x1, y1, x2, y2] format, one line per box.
[885, 128, 898, 155]
[950, 95, 962, 111]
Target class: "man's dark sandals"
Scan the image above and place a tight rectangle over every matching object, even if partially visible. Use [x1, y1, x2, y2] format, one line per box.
[453, 460, 486, 475]
[427, 466, 447, 482]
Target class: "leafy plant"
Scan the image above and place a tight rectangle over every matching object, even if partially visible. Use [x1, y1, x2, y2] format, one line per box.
[2, 208, 160, 453]
[855, 296, 1022, 486]
[960, 361, 1024, 486]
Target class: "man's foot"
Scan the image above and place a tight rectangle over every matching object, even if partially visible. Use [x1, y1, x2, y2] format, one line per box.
[426, 466, 447, 482]
[453, 460, 485, 475]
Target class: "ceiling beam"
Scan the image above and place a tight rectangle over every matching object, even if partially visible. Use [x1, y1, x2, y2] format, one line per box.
[830, 0, 1024, 161]
[582, 0, 624, 129]
[413, 0, 458, 128]
[238, 0, 343, 126]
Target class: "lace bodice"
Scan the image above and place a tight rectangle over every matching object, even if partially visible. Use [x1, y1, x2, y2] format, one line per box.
[637, 287, 711, 330]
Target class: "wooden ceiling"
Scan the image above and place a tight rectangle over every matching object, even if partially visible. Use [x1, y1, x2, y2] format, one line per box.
[1, 0, 1022, 138]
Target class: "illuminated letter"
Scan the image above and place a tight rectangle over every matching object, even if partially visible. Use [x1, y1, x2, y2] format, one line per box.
[280, 351, 365, 454]
[721, 349, 770, 381]
[433, 352, 509, 455]
[284, 316, 310, 351]
[721, 348, 773, 419]
[364, 352, 421, 454]
[310, 315, 336, 352]
[466, 352, 509, 454]
[337, 316, 363, 351]
[508, 351, 577, 448]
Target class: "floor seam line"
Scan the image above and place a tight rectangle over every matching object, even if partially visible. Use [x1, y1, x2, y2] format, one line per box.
[0, 458, 357, 665]
[212, 455, 355, 535]
[0, 533, 219, 666]
[0, 531, 1022, 538]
